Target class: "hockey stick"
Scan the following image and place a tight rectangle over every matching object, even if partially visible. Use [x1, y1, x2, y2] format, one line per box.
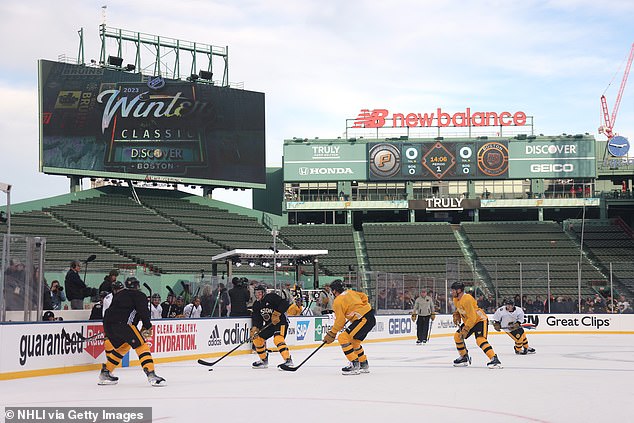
[67, 332, 105, 345]
[166, 286, 175, 296]
[426, 317, 433, 342]
[143, 283, 152, 297]
[278, 341, 326, 372]
[197, 323, 272, 369]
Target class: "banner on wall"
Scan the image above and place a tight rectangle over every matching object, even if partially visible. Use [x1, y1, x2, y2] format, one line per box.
[1, 314, 632, 378]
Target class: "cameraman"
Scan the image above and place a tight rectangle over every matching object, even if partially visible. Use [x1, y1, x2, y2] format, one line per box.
[64, 260, 97, 310]
[229, 277, 250, 317]
[49, 280, 67, 310]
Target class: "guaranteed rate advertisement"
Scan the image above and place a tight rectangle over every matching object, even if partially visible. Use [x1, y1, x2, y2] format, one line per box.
[39, 60, 266, 187]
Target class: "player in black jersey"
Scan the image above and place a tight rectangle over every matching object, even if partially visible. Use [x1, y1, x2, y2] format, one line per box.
[250, 284, 293, 369]
[98, 277, 166, 386]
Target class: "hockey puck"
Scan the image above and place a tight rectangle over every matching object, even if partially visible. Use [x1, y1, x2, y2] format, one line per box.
[208, 368, 214, 372]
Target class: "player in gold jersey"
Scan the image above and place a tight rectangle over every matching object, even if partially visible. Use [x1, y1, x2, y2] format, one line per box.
[322, 280, 376, 375]
[451, 282, 502, 369]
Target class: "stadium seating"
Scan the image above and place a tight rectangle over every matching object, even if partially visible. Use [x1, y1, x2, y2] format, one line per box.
[461, 221, 604, 297]
[278, 224, 357, 277]
[568, 219, 634, 293]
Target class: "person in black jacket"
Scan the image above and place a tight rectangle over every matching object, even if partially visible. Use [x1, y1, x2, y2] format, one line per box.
[229, 277, 251, 317]
[64, 260, 96, 310]
[98, 278, 166, 387]
[98, 269, 119, 294]
[251, 284, 293, 369]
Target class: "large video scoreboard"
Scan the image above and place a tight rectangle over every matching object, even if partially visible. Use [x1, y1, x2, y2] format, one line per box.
[39, 60, 266, 188]
[367, 138, 595, 181]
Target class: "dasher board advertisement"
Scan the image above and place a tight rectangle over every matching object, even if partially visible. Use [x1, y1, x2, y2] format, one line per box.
[38, 59, 266, 188]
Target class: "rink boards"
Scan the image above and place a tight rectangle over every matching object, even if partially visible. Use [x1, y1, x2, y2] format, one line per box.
[1, 313, 633, 379]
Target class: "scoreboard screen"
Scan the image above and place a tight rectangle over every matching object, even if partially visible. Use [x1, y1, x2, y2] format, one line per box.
[369, 140, 509, 180]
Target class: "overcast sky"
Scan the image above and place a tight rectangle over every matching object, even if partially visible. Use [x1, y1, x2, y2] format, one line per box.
[1, 0, 634, 207]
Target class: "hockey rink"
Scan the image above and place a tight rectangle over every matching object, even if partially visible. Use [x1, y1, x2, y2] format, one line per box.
[1, 333, 633, 423]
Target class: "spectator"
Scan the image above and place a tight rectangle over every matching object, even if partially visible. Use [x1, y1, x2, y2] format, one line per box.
[210, 283, 230, 317]
[98, 270, 119, 294]
[228, 277, 250, 317]
[183, 296, 202, 318]
[279, 283, 293, 303]
[4, 258, 25, 311]
[149, 294, 163, 319]
[49, 280, 67, 310]
[161, 292, 177, 318]
[89, 291, 109, 320]
[246, 281, 256, 311]
[318, 284, 334, 314]
[200, 284, 214, 317]
[617, 295, 632, 314]
[173, 296, 186, 318]
[64, 260, 97, 310]
[42, 310, 57, 321]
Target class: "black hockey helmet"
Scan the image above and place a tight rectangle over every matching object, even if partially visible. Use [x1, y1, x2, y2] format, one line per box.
[254, 284, 267, 294]
[330, 279, 345, 294]
[504, 298, 515, 306]
[450, 281, 465, 292]
[125, 277, 140, 289]
[112, 280, 124, 291]
[151, 293, 161, 300]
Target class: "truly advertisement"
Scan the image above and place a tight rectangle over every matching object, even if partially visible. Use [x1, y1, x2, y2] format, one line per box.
[508, 140, 596, 178]
[283, 143, 368, 181]
[39, 59, 265, 187]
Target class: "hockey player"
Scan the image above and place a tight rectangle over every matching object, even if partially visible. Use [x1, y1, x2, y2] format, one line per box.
[451, 282, 502, 369]
[149, 293, 163, 319]
[492, 298, 535, 355]
[250, 284, 294, 369]
[323, 280, 376, 375]
[98, 277, 166, 386]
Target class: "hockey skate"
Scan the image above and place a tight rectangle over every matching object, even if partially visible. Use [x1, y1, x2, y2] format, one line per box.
[341, 360, 360, 375]
[97, 364, 118, 385]
[252, 354, 269, 369]
[144, 368, 167, 386]
[487, 355, 503, 369]
[453, 354, 471, 367]
[277, 357, 293, 370]
[525, 347, 536, 354]
[359, 360, 370, 374]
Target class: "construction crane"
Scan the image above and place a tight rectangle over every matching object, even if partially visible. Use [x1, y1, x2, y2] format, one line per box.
[599, 43, 634, 140]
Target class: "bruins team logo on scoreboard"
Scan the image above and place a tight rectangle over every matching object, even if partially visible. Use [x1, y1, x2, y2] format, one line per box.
[477, 142, 509, 177]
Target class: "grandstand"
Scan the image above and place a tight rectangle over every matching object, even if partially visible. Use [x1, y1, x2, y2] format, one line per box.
[568, 218, 634, 294]
[461, 221, 604, 297]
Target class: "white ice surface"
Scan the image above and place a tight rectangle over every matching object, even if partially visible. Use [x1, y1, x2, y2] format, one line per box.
[2, 334, 633, 423]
